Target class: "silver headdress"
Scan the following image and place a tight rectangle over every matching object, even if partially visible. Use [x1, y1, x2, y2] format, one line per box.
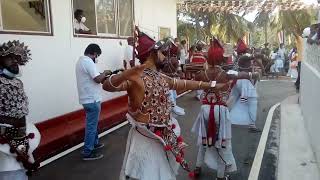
[0, 40, 31, 65]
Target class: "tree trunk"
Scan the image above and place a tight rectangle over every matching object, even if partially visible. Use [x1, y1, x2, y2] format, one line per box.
[196, 15, 200, 40]
[264, 23, 268, 44]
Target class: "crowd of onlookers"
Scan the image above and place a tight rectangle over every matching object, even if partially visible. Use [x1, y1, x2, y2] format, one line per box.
[303, 10, 320, 45]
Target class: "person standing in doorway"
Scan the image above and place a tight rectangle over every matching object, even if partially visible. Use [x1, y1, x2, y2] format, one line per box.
[75, 44, 110, 160]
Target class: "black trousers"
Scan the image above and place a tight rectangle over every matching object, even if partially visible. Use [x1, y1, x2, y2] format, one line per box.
[295, 61, 301, 90]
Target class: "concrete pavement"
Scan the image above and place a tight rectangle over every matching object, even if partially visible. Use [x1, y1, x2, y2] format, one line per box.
[278, 95, 320, 180]
[30, 80, 296, 180]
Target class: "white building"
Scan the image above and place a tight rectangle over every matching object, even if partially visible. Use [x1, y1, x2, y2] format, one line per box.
[0, 0, 178, 161]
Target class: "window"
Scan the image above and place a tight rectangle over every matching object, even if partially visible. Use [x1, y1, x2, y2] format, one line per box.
[96, 0, 117, 35]
[72, 0, 133, 38]
[159, 27, 171, 40]
[0, 0, 52, 35]
[118, 0, 133, 36]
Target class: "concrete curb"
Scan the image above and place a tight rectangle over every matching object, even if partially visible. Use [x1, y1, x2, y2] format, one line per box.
[248, 103, 280, 180]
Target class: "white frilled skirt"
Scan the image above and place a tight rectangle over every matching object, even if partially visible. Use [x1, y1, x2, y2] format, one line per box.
[0, 122, 41, 173]
[191, 105, 237, 173]
[120, 115, 180, 180]
[229, 79, 258, 126]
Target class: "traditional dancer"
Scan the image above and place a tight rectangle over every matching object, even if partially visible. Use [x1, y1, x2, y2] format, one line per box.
[190, 42, 207, 100]
[229, 55, 261, 132]
[103, 29, 228, 180]
[161, 38, 185, 116]
[191, 38, 259, 180]
[0, 40, 41, 180]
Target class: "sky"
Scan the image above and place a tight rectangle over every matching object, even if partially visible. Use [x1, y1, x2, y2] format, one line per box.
[242, 0, 319, 22]
[179, 0, 319, 24]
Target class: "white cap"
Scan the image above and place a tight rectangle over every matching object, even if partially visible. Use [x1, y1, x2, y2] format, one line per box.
[302, 27, 311, 38]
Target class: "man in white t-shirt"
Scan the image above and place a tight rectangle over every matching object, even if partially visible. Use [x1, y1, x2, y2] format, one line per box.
[123, 37, 137, 69]
[75, 44, 110, 160]
[74, 9, 91, 34]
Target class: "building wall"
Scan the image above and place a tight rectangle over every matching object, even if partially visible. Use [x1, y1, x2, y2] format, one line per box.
[300, 39, 320, 170]
[0, 0, 177, 123]
[134, 0, 177, 40]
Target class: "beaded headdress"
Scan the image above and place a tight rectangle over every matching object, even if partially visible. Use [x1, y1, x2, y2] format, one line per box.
[0, 40, 31, 65]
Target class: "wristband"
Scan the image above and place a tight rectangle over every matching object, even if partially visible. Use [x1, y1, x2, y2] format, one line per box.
[108, 74, 119, 88]
[210, 81, 217, 88]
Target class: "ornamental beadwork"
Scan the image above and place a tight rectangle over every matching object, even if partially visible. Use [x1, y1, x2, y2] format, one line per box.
[137, 68, 191, 173]
[202, 87, 231, 105]
[140, 68, 171, 126]
[0, 76, 29, 118]
[0, 40, 31, 65]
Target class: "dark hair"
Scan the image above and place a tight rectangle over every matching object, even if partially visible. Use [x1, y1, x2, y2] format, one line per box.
[74, 9, 84, 18]
[196, 44, 202, 51]
[180, 40, 186, 45]
[84, 44, 102, 56]
[127, 37, 134, 44]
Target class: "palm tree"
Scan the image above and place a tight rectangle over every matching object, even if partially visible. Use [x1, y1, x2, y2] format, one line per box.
[270, 9, 316, 38]
[270, 8, 317, 52]
[254, 11, 270, 44]
[177, 21, 196, 44]
[209, 12, 253, 43]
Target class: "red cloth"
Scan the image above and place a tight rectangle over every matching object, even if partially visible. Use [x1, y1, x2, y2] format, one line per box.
[136, 32, 156, 61]
[226, 56, 233, 65]
[170, 45, 178, 57]
[206, 102, 227, 146]
[208, 39, 224, 66]
[236, 39, 248, 54]
[163, 41, 179, 57]
[203, 79, 237, 147]
[191, 52, 206, 64]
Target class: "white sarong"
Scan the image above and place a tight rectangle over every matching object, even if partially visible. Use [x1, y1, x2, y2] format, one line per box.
[191, 105, 237, 173]
[229, 79, 258, 126]
[120, 114, 180, 180]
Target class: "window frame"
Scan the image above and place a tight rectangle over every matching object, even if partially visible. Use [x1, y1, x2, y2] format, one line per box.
[95, 0, 118, 37]
[117, 0, 134, 38]
[158, 26, 171, 40]
[72, 0, 134, 39]
[0, 0, 54, 36]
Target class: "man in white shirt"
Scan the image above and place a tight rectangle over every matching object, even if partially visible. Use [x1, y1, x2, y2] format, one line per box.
[123, 37, 137, 69]
[74, 9, 91, 34]
[75, 44, 110, 160]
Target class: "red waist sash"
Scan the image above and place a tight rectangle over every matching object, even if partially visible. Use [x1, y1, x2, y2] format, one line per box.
[202, 101, 227, 147]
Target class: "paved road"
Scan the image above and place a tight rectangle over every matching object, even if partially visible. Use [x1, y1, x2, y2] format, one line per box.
[31, 80, 296, 180]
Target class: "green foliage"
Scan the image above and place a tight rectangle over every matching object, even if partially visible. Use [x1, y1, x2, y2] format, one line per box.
[270, 9, 317, 37]
[177, 1, 316, 47]
[177, 11, 252, 44]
